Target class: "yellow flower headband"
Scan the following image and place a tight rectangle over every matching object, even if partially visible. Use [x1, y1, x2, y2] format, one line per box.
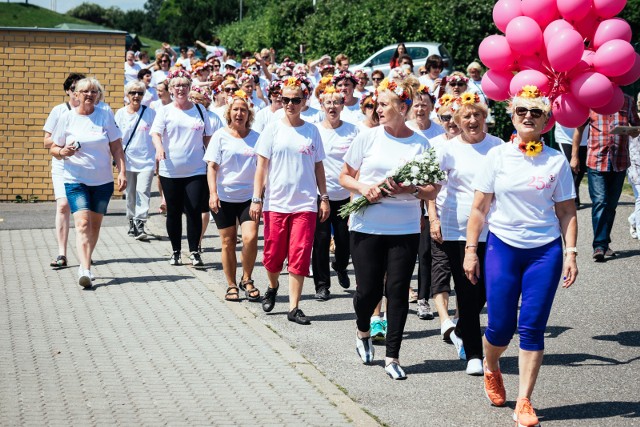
[373, 78, 411, 105]
[511, 85, 551, 110]
[518, 85, 543, 99]
[228, 88, 254, 108]
[435, 94, 454, 113]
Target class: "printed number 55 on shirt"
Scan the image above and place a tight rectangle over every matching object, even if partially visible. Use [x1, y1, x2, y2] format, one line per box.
[299, 144, 315, 155]
[528, 175, 555, 190]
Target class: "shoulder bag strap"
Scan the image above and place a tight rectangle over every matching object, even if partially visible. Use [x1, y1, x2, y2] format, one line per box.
[123, 105, 147, 153]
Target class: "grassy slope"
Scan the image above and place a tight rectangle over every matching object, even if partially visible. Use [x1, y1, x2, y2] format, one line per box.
[0, 3, 162, 54]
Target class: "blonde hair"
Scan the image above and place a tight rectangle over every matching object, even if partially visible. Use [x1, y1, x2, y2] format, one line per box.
[452, 103, 488, 126]
[509, 96, 551, 115]
[224, 98, 255, 130]
[124, 80, 146, 95]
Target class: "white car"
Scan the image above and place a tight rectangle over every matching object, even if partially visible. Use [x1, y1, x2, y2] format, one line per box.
[349, 42, 454, 78]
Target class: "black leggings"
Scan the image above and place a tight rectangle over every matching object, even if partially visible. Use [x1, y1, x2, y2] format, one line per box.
[159, 175, 207, 253]
[417, 224, 432, 300]
[312, 197, 350, 291]
[442, 240, 487, 360]
[351, 231, 419, 359]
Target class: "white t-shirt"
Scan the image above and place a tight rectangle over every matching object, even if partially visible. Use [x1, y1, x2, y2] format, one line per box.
[141, 87, 158, 107]
[274, 106, 325, 124]
[251, 93, 267, 111]
[316, 121, 360, 200]
[124, 62, 142, 85]
[341, 102, 365, 124]
[52, 107, 122, 186]
[344, 126, 430, 235]
[150, 70, 169, 88]
[555, 124, 588, 148]
[253, 107, 279, 133]
[429, 134, 454, 217]
[203, 128, 259, 203]
[150, 103, 213, 178]
[475, 142, 576, 249]
[407, 121, 446, 140]
[211, 105, 227, 122]
[115, 106, 157, 172]
[255, 120, 326, 213]
[206, 110, 224, 135]
[44, 103, 73, 174]
[176, 57, 192, 71]
[435, 134, 503, 241]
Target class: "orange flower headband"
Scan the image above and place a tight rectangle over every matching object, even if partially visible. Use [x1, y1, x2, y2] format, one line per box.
[283, 76, 310, 98]
[228, 89, 254, 109]
[373, 78, 411, 106]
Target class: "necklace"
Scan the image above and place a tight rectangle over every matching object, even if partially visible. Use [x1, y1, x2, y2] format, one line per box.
[516, 136, 544, 157]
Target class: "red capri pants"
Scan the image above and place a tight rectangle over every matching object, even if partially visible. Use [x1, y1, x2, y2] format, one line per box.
[263, 211, 317, 276]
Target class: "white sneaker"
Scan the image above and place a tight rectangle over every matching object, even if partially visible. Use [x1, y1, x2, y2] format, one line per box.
[466, 358, 484, 376]
[88, 269, 95, 281]
[356, 333, 374, 364]
[630, 224, 638, 239]
[77, 267, 91, 288]
[385, 362, 407, 380]
[441, 318, 456, 342]
[451, 331, 466, 360]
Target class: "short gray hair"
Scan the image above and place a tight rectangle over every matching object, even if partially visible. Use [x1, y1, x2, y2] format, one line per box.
[124, 80, 146, 95]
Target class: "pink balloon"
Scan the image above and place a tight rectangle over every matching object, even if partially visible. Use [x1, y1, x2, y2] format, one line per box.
[557, 0, 592, 22]
[592, 85, 624, 114]
[516, 54, 547, 72]
[593, 18, 632, 49]
[572, 8, 601, 41]
[547, 29, 585, 72]
[481, 70, 514, 101]
[570, 71, 614, 108]
[569, 50, 596, 77]
[593, 0, 627, 19]
[509, 70, 552, 96]
[493, 0, 523, 33]
[544, 19, 575, 47]
[611, 53, 640, 86]
[594, 39, 636, 76]
[522, 0, 559, 29]
[506, 16, 544, 55]
[542, 115, 556, 134]
[479, 35, 515, 70]
[552, 93, 590, 127]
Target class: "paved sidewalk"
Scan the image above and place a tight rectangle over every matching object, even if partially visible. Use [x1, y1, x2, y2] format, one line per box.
[0, 219, 375, 425]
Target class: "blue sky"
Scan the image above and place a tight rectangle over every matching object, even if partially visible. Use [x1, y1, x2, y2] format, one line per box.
[21, 0, 147, 13]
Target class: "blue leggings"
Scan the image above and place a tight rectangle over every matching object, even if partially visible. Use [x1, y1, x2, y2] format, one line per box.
[484, 233, 563, 351]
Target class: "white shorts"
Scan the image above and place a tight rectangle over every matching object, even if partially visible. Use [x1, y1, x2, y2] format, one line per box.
[52, 170, 67, 200]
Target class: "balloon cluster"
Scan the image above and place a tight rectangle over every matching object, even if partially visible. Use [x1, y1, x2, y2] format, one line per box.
[479, 0, 639, 128]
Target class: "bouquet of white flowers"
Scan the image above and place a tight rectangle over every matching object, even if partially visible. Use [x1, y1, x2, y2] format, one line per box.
[338, 148, 446, 218]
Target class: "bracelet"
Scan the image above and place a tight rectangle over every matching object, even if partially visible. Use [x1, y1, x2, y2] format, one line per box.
[320, 194, 330, 201]
[564, 247, 578, 255]
[465, 244, 478, 249]
[429, 219, 440, 223]
[58, 146, 64, 158]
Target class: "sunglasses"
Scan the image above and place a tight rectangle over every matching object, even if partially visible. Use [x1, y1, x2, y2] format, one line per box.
[159, 60, 170, 63]
[364, 104, 374, 110]
[225, 87, 239, 93]
[282, 96, 303, 105]
[515, 107, 544, 118]
[372, 77, 383, 82]
[438, 114, 452, 122]
[419, 71, 427, 75]
[449, 82, 466, 87]
[128, 91, 144, 96]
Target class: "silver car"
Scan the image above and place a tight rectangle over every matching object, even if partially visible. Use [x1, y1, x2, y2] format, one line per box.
[349, 42, 454, 77]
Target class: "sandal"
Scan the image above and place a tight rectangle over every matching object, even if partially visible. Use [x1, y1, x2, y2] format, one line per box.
[225, 286, 240, 302]
[50, 255, 67, 268]
[159, 203, 167, 216]
[239, 279, 260, 302]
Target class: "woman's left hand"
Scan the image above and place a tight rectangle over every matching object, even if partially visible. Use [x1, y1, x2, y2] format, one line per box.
[117, 172, 127, 192]
[318, 200, 330, 223]
[562, 255, 578, 288]
[383, 178, 413, 196]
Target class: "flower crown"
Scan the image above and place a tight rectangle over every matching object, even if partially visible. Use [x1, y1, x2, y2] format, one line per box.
[447, 73, 469, 84]
[223, 71, 237, 80]
[168, 69, 191, 80]
[193, 62, 212, 74]
[359, 92, 374, 107]
[354, 69, 369, 79]
[417, 84, 436, 104]
[228, 89, 254, 109]
[210, 82, 222, 95]
[266, 80, 283, 98]
[237, 74, 253, 85]
[512, 85, 551, 107]
[320, 64, 335, 74]
[435, 94, 455, 113]
[446, 92, 482, 111]
[331, 70, 359, 87]
[189, 86, 211, 103]
[322, 85, 338, 95]
[283, 76, 310, 97]
[373, 77, 411, 106]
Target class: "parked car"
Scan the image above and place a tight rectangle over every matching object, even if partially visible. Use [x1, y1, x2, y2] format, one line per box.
[349, 42, 454, 78]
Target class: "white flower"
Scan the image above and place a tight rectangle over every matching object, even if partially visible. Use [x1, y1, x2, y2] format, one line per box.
[418, 179, 425, 185]
[410, 166, 420, 177]
[412, 179, 418, 185]
[402, 180, 411, 186]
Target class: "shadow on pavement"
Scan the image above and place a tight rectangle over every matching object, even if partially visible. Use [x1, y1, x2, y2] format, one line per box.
[593, 330, 640, 347]
[94, 257, 167, 265]
[498, 353, 640, 374]
[89, 274, 193, 289]
[538, 401, 640, 422]
[545, 326, 573, 338]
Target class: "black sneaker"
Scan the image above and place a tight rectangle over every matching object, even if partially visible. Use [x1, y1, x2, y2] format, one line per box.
[127, 219, 135, 237]
[261, 284, 279, 312]
[189, 251, 204, 268]
[332, 263, 351, 289]
[134, 221, 148, 241]
[592, 248, 605, 262]
[287, 308, 311, 325]
[169, 251, 182, 266]
[315, 287, 330, 301]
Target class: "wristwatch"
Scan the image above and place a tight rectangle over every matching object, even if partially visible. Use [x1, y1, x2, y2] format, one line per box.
[564, 247, 578, 255]
[251, 197, 262, 204]
[411, 187, 420, 198]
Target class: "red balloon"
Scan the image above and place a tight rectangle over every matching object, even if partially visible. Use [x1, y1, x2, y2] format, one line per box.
[481, 69, 514, 101]
[570, 71, 614, 108]
[542, 115, 556, 134]
[611, 53, 640, 86]
[552, 93, 590, 128]
[592, 85, 624, 114]
[593, 18, 632, 50]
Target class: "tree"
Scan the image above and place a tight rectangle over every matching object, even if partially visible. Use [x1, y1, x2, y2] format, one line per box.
[158, 0, 239, 45]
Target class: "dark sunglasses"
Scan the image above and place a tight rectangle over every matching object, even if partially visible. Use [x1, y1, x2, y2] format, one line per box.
[364, 104, 374, 110]
[371, 77, 383, 82]
[449, 81, 466, 87]
[282, 96, 303, 105]
[225, 87, 239, 93]
[159, 59, 170, 63]
[419, 71, 427, 75]
[438, 114, 452, 122]
[515, 107, 544, 118]
[128, 91, 144, 96]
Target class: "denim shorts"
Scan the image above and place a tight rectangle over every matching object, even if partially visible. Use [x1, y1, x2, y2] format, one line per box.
[64, 182, 114, 215]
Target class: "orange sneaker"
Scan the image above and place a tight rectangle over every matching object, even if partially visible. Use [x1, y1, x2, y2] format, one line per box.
[483, 359, 506, 406]
[513, 397, 540, 427]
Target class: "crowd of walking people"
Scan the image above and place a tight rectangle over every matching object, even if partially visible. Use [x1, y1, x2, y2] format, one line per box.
[43, 40, 640, 426]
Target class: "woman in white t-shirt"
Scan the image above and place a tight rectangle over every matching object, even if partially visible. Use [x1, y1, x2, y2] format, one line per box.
[43, 72, 85, 269]
[137, 68, 158, 107]
[555, 124, 588, 207]
[204, 90, 261, 303]
[252, 80, 283, 133]
[339, 74, 439, 380]
[431, 93, 503, 376]
[151, 69, 213, 267]
[124, 50, 142, 85]
[150, 79, 172, 215]
[115, 81, 157, 241]
[332, 71, 365, 124]
[311, 86, 359, 301]
[463, 86, 577, 425]
[50, 78, 126, 288]
[150, 53, 171, 88]
[250, 76, 330, 326]
[357, 93, 378, 131]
